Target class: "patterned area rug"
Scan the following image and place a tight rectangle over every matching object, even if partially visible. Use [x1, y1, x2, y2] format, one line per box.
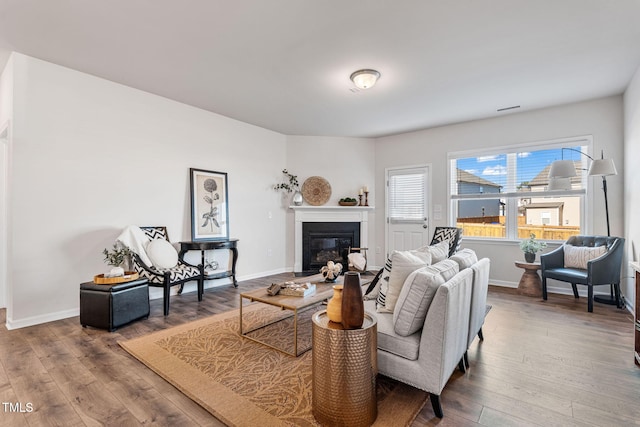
[119, 303, 428, 426]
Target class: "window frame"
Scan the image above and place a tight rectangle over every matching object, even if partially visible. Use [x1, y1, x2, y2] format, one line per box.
[447, 136, 594, 242]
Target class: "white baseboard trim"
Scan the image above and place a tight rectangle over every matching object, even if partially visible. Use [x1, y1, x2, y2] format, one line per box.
[489, 279, 518, 288]
[489, 280, 634, 314]
[5, 308, 79, 330]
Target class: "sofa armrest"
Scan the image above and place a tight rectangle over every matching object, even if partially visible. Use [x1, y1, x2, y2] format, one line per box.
[418, 268, 473, 394]
[469, 258, 490, 347]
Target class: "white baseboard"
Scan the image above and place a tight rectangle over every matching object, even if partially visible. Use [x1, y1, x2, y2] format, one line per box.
[489, 279, 634, 314]
[5, 308, 80, 330]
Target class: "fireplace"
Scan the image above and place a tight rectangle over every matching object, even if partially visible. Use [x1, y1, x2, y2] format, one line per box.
[302, 222, 360, 275]
[292, 206, 371, 275]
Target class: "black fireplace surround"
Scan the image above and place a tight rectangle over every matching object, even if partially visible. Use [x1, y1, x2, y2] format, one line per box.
[302, 222, 360, 275]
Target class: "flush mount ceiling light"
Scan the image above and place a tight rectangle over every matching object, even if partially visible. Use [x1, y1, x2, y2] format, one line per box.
[350, 69, 380, 89]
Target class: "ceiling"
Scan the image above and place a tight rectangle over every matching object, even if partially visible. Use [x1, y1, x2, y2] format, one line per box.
[1, 0, 640, 138]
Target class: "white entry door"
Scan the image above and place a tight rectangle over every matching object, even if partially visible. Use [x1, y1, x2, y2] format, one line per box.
[385, 165, 431, 258]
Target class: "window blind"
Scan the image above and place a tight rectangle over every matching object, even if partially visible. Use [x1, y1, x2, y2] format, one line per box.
[388, 169, 425, 221]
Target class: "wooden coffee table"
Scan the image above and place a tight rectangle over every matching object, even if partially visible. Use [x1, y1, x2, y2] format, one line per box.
[239, 273, 371, 356]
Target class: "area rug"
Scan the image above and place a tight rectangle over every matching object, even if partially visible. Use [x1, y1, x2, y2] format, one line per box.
[119, 303, 428, 426]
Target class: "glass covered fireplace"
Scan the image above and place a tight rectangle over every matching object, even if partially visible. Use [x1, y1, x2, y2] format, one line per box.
[302, 222, 360, 275]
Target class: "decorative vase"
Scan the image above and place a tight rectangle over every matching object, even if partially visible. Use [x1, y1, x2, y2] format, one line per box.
[524, 252, 536, 263]
[327, 285, 343, 323]
[341, 271, 364, 329]
[292, 190, 303, 206]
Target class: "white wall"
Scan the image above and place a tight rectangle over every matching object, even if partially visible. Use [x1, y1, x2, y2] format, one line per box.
[375, 96, 625, 296]
[623, 64, 640, 310]
[4, 53, 290, 329]
[284, 136, 376, 269]
[0, 55, 14, 315]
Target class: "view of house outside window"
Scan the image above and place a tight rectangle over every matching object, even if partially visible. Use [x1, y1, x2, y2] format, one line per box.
[449, 140, 589, 241]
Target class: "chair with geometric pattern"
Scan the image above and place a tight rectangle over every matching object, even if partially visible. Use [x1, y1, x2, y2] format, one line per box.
[130, 226, 204, 316]
[430, 226, 463, 257]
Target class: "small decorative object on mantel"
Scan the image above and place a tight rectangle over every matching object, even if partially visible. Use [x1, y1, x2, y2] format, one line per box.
[339, 197, 358, 206]
[273, 169, 302, 206]
[301, 176, 331, 206]
[341, 271, 365, 329]
[358, 186, 370, 206]
[320, 260, 343, 282]
[519, 232, 547, 263]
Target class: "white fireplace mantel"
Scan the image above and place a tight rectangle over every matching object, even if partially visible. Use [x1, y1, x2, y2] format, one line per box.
[292, 206, 374, 273]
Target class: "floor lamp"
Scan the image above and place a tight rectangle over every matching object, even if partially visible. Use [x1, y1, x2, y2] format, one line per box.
[548, 148, 618, 305]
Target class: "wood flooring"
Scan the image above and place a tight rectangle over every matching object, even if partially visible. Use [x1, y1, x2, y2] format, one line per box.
[0, 273, 638, 426]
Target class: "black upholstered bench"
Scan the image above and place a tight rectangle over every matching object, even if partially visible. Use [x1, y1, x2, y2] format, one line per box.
[80, 278, 150, 331]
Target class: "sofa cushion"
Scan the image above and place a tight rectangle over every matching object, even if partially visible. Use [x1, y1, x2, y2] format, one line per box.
[564, 244, 607, 269]
[377, 249, 431, 313]
[428, 240, 450, 264]
[450, 248, 478, 270]
[393, 260, 460, 336]
[365, 299, 420, 360]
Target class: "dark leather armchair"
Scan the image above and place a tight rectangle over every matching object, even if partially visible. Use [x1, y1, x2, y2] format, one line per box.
[541, 235, 624, 312]
[430, 226, 463, 257]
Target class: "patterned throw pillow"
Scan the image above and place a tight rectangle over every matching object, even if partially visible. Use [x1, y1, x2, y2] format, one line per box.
[377, 250, 431, 313]
[564, 244, 607, 269]
[375, 257, 393, 306]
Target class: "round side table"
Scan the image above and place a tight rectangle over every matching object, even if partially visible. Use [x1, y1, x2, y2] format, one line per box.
[312, 310, 377, 427]
[515, 261, 542, 297]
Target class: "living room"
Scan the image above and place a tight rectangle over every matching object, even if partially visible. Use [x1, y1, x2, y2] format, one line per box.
[1, 1, 640, 425]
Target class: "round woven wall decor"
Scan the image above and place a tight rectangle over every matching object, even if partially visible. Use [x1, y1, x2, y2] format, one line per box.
[301, 176, 331, 206]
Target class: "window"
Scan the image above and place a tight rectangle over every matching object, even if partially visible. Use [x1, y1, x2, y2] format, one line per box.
[388, 167, 426, 222]
[449, 138, 589, 241]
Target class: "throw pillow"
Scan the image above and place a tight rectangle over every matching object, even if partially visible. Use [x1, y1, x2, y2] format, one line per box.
[146, 239, 179, 269]
[364, 268, 384, 300]
[564, 244, 607, 270]
[450, 248, 478, 269]
[427, 259, 460, 282]
[377, 250, 431, 313]
[393, 260, 460, 337]
[428, 240, 450, 263]
[375, 257, 393, 306]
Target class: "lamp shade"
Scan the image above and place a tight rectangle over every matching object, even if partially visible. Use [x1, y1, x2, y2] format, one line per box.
[548, 160, 577, 178]
[548, 177, 572, 191]
[350, 69, 380, 89]
[588, 158, 617, 176]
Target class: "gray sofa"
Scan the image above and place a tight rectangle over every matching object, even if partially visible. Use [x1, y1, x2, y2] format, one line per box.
[364, 250, 490, 418]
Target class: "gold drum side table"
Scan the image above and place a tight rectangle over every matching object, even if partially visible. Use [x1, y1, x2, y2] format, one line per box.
[312, 310, 377, 427]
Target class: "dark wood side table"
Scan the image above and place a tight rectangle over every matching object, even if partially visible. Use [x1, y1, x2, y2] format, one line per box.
[179, 239, 239, 287]
[515, 261, 542, 297]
